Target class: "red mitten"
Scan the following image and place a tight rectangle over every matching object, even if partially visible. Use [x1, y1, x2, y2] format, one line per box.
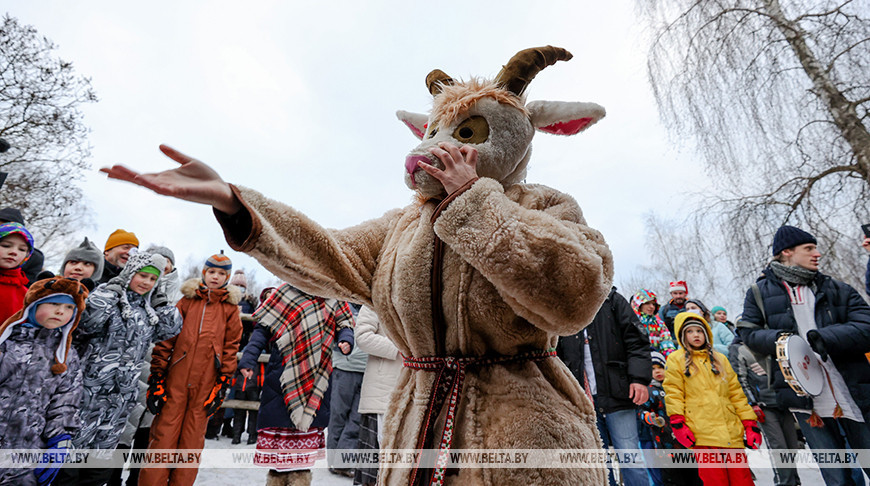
[743, 420, 762, 449]
[752, 405, 766, 423]
[670, 415, 695, 448]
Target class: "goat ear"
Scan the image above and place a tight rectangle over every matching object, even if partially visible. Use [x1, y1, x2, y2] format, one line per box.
[527, 101, 605, 136]
[396, 110, 429, 140]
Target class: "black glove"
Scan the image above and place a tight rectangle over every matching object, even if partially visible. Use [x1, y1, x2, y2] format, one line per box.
[146, 372, 168, 415]
[806, 330, 828, 362]
[204, 374, 232, 417]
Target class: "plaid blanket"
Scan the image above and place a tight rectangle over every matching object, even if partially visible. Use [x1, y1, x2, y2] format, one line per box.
[252, 284, 355, 432]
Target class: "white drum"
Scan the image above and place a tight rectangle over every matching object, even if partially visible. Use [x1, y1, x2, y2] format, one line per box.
[775, 334, 825, 397]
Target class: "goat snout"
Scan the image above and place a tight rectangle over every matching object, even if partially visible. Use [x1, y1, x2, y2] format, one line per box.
[404, 155, 433, 175]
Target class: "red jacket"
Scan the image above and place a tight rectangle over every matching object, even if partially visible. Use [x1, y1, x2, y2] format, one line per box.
[0, 267, 29, 325]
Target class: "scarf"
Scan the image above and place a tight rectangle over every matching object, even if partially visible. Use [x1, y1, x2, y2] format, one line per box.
[252, 284, 354, 432]
[770, 261, 818, 292]
[637, 313, 677, 357]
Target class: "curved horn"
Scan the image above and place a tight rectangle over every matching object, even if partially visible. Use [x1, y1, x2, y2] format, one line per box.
[495, 46, 573, 96]
[426, 69, 454, 96]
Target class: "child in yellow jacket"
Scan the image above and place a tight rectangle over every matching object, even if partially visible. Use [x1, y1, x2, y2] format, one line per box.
[663, 312, 761, 486]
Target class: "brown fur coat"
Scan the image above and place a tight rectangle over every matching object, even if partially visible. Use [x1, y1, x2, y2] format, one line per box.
[216, 176, 613, 485]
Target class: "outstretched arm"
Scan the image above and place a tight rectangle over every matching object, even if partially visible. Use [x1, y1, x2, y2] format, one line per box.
[102, 145, 396, 305]
[100, 144, 241, 214]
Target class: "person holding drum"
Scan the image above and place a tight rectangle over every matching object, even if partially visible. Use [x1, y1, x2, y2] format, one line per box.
[738, 225, 870, 486]
[663, 312, 761, 486]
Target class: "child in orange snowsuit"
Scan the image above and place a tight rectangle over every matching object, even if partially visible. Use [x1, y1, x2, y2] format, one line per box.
[140, 252, 243, 486]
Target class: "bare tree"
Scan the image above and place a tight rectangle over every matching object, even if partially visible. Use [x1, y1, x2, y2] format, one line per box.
[636, 0, 870, 293]
[0, 15, 96, 253]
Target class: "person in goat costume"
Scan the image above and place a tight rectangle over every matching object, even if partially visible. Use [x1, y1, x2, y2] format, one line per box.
[103, 46, 613, 485]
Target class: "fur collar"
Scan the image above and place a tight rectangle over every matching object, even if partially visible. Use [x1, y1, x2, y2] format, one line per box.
[180, 278, 241, 305]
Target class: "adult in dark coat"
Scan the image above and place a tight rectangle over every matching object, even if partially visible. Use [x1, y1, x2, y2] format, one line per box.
[738, 226, 870, 486]
[0, 207, 43, 284]
[557, 287, 652, 486]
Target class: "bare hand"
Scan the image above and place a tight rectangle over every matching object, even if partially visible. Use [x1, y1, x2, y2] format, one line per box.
[420, 142, 479, 194]
[240, 368, 253, 379]
[338, 342, 351, 355]
[100, 144, 241, 214]
[863, 238, 870, 253]
[629, 383, 649, 405]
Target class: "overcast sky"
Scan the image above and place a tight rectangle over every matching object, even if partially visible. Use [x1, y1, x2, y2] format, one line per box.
[6, 1, 708, 300]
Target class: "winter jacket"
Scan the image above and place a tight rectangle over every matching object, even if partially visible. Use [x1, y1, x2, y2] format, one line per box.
[355, 306, 402, 415]
[0, 326, 82, 457]
[0, 267, 28, 324]
[557, 287, 652, 414]
[737, 266, 870, 411]
[73, 253, 183, 449]
[658, 300, 685, 336]
[637, 381, 676, 450]
[0, 277, 88, 485]
[151, 279, 243, 409]
[733, 343, 777, 409]
[664, 313, 756, 448]
[238, 324, 354, 430]
[710, 319, 734, 357]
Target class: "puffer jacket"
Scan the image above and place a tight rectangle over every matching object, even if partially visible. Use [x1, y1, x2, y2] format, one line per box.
[710, 319, 734, 357]
[664, 313, 755, 448]
[737, 266, 870, 410]
[355, 305, 402, 415]
[73, 253, 183, 449]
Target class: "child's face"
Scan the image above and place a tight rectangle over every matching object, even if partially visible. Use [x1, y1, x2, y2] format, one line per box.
[652, 364, 666, 382]
[129, 271, 159, 295]
[204, 268, 229, 289]
[684, 326, 707, 349]
[0, 234, 29, 269]
[714, 310, 727, 322]
[35, 302, 76, 329]
[639, 302, 656, 316]
[63, 260, 96, 280]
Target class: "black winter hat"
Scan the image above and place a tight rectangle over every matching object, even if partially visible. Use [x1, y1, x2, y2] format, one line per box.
[772, 225, 817, 256]
[0, 207, 24, 225]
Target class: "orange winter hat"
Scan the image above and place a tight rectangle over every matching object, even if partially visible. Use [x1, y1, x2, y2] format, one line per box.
[105, 229, 139, 251]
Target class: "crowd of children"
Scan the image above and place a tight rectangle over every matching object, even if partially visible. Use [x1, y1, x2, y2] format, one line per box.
[0, 214, 248, 486]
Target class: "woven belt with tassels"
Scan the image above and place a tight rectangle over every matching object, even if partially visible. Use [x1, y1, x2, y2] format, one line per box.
[403, 348, 557, 486]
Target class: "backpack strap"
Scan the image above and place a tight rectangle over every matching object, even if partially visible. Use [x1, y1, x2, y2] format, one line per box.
[751, 283, 766, 322]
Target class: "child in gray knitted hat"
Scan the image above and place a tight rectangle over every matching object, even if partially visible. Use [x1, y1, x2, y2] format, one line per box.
[60, 237, 104, 281]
